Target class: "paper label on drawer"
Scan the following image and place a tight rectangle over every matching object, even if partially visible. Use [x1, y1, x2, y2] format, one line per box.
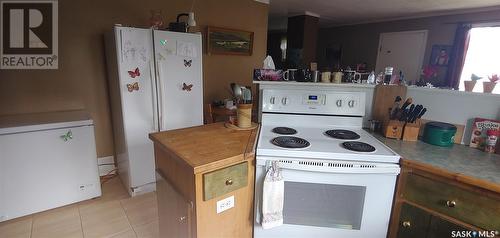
[216, 196, 234, 214]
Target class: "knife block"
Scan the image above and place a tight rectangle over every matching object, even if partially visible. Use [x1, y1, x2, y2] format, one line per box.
[384, 120, 404, 139]
[384, 119, 421, 141]
[402, 119, 422, 141]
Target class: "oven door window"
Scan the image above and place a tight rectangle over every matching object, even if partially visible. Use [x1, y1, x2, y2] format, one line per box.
[283, 181, 366, 230]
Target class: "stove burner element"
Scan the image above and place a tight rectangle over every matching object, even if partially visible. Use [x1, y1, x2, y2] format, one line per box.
[272, 127, 297, 135]
[342, 141, 376, 152]
[325, 130, 360, 140]
[271, 136, 310, 149]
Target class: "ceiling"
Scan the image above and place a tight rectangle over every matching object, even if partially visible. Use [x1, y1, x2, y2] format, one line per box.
[268, 0, 500, 30]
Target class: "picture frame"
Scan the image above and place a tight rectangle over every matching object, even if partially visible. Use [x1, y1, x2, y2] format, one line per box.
[429, 45, 452, 66]
[207, 26, 254, 56]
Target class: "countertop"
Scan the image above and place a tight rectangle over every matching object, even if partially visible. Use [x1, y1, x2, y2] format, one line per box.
[149, 122, 259, 174]
[374, 134, 500, 192]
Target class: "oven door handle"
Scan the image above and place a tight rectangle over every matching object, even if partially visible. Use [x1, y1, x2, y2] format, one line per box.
[260, 159, 401, 175]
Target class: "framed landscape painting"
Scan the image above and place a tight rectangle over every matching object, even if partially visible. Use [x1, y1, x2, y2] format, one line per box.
[207, 27, 254, 56]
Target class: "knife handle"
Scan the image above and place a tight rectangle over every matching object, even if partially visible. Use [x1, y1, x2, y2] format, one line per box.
[416, 108, 427, 120]
[400, 98, 413, 110]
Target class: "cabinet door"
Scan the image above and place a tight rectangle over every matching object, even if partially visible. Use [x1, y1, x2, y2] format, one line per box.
[397, 203, 431, 238]
[157, 171, 192, 238]
[427, 216, 467, 238]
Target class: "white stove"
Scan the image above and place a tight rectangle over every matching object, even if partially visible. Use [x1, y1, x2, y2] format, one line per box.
[258, 114, 400, 163]
[254, 88, 401, 238]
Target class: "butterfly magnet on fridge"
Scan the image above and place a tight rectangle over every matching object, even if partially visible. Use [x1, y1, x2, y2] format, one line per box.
[182, 83, 193, 91]
[127, 82, 139, 92]
[184, 59, 192, 67]
[128, 67, 140, 78]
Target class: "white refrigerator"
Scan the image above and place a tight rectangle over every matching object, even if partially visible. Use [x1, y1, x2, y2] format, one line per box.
[105, 26, 203, 196]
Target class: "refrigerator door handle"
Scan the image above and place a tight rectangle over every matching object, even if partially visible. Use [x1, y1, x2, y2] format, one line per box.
[150, 61, 158, 132]
[119, 29, 124, 62]
[156, 59, 165, 131]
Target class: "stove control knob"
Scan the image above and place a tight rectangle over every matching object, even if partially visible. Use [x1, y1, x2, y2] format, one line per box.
[281, 97, 289, 105]
[336, 99, 342, 107]
[348, 100, 355, 108]
[270, 97, 276, 104]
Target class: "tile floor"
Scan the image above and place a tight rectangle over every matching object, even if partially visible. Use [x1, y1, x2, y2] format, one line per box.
[0, 177, 159, 238]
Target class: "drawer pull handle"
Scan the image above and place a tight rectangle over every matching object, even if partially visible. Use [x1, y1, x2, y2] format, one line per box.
[179, 216, 186, 222]
[225, 179, 233, 186]
[446, 200, 457, 208]
[402, 221, 411, 228]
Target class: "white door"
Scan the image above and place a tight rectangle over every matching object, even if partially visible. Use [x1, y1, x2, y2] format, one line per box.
[153, 30, 203, 131]
[375, 30, 428, 83]
[0, 125, 100, 221]
[115, 27, 157, 189]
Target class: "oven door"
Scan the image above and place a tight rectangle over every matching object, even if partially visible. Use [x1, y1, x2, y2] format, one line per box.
[254, 157, 400, 238]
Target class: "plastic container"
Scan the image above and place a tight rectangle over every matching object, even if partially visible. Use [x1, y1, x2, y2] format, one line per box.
[422, 122, 457, 147]
[237, 104, 252, 128]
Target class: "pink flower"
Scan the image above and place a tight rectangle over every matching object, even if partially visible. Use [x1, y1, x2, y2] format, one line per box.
[488, 74, 499, 83]
[422, 65, 438, 80]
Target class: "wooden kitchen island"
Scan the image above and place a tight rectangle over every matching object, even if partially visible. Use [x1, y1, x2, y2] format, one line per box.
[149, 122, 258, 238]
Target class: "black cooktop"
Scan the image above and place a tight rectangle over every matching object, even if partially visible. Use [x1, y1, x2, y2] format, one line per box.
[342, 141, 376, 153]
[325, 129, 361, 140]
[271, 136, 310, 149]
[272, 127, 297, 135]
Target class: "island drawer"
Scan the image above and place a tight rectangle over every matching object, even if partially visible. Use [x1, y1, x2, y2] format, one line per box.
[403, 172, 500, 230]
[203, 161, 248, 200]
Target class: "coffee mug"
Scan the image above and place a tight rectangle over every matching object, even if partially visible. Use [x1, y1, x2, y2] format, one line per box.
[332, 72, 343, 83]
[353, 72, 362, 83]
[311, 71, 320, 83]
[321, 72, 331, 83]
[283, 69, 298, 81]
[296, 69, 311, 82]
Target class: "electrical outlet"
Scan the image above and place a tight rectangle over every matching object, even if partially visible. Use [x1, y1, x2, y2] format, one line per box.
[216, 196, 234, 214]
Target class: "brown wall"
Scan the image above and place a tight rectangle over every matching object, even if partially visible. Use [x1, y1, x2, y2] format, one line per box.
[317, 10, 500, 70]
[0, 0, 268, 157]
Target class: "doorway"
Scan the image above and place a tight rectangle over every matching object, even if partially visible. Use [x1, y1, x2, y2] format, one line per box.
[375, 30, 428, 83]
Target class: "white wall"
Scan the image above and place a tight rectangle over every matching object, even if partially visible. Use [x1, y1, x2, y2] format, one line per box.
[406, 87, 500, 143]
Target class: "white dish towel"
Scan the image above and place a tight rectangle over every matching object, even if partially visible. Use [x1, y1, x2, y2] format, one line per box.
[261, 161, 284, 229]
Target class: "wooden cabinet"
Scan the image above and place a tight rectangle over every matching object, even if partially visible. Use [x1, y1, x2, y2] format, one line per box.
[157, 171, 192, 238]
[149, 123, 257, 238]
[427, 215, 466, 238]
[389, 161, 500, 238]
[396, 203, 467, 238]
[404, 172, 499, 230]
[397, 203, 431, 238]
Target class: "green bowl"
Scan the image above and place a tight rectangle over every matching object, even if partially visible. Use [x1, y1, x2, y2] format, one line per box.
[422, 122, 457, 147]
